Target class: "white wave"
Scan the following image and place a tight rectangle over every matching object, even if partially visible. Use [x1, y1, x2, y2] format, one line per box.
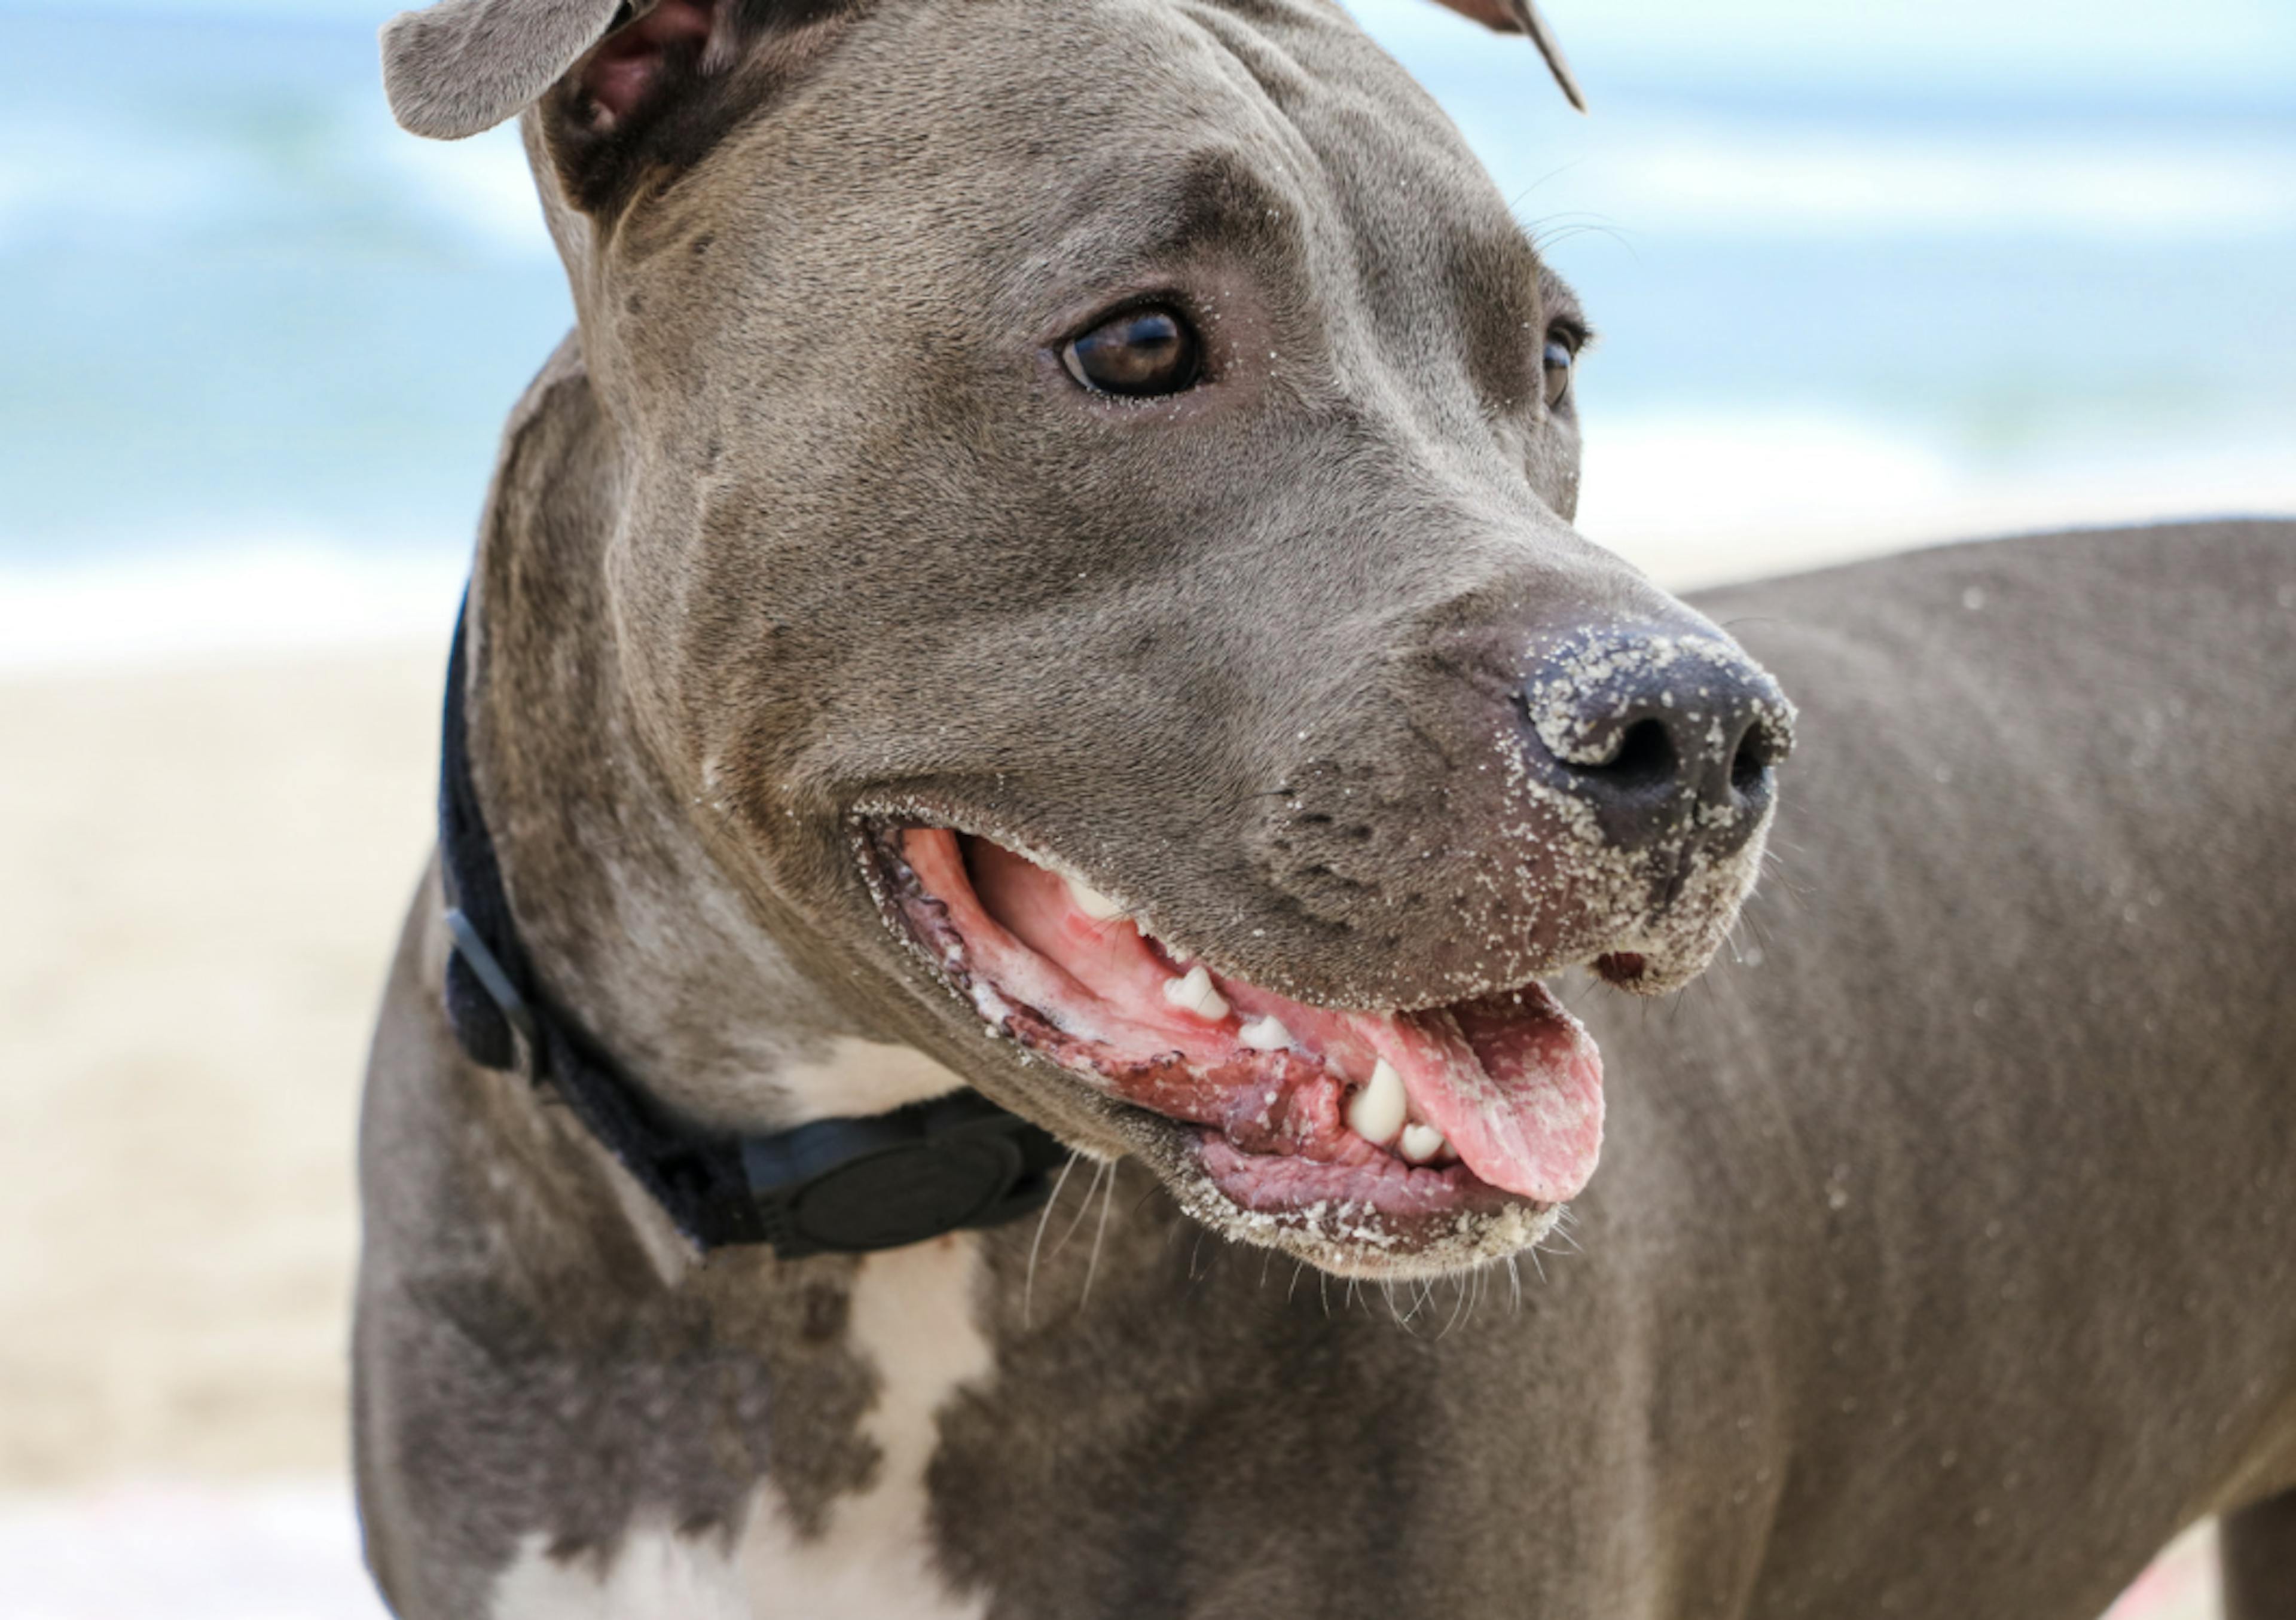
[0, 538, 468, 673]
[0, 93, 553, 262]
[4, 417, 2288, 673]
[1576, 123, 2296, 241]
[1577, 411, 2296, 588]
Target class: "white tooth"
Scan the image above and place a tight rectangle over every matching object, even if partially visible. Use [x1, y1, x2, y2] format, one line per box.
[1347, 1058, 1407, 1145]
[1162, 964, 1231, 1022]
[1065, 875, 1126, 920]
[1399, 1123, 1447, 1164]
[1238, 1014, 1293, 1052]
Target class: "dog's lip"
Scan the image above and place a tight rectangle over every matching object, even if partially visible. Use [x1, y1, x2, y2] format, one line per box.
[851, 800, 1572, 1017]
[853, 815, 1606, 1235]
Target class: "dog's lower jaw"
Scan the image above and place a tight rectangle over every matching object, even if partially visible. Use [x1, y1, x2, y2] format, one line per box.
[1028, 1090, 1568, 1283]
[1169, 1150, 1565, 1282]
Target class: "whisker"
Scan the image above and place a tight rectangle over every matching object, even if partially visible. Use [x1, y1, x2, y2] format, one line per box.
[1506, 160, 1593, 209]
[1024, 1151, 1082, 1329]
[1440, 1273, 1472, 1338]
[1080, 1160, 1119, 1307]
[1528, 219, 1636, 257]
[1052, 1160, 1108, 1260]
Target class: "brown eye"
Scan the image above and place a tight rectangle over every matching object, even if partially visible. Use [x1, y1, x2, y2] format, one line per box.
[1061, 306, 1202, 397]
[1543, 327, 1579, 411]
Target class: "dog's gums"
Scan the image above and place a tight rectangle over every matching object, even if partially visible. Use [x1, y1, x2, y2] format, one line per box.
[868, 826, 1603, 1257]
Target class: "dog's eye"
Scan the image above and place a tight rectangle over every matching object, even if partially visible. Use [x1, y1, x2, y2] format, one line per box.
[1543, 326, 1580, 411]
[1062, 306, 1202, 398]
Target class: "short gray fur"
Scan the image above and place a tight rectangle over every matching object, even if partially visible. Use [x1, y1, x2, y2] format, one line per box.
[355, 0, 2296, 1612]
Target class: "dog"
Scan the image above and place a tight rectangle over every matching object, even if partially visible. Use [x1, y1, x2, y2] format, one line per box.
[353, 0, 2296, 1613]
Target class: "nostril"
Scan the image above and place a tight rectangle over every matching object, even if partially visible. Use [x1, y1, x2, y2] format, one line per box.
[1730, 729, 1769, 797]
[1588, 717, 1677, 793]
[1729, 711, 1791, 799]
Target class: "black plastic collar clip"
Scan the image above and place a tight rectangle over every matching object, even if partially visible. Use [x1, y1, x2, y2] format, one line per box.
[728, 1091, 1069, 1259]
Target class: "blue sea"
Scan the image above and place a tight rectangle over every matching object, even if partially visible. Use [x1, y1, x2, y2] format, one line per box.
[2, 0, 2291, 664]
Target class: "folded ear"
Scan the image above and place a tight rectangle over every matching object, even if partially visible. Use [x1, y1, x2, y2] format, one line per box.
[386, 0, 785, 217]
[382, 0, 633, 139]
[1423, 0, 1586, 112]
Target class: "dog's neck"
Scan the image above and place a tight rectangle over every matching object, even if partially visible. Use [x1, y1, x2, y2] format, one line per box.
[459, 338, 966, 1138]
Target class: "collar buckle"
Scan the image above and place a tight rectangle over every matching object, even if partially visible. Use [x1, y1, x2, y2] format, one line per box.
[731, 1092, 1067, 1258]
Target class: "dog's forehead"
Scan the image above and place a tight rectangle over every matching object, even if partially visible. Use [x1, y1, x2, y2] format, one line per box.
[664, 0, 1535, 300]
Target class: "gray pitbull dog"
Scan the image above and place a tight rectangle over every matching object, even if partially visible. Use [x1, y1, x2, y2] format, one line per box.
[353, 0, 2296, 1613]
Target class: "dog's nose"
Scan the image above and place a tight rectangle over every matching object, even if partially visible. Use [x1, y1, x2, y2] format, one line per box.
[1520, 630, 1794, 859]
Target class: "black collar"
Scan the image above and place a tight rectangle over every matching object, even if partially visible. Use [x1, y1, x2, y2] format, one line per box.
[435, 597, 1065, 1258]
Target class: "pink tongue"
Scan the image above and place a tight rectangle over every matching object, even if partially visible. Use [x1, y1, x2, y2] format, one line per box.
[933, 830, 1605, 1205]
[1340, 994, 1604, 1205]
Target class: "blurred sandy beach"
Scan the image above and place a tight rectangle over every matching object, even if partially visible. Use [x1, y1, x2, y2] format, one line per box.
[1, 649, 433, 1492]
[0, 649, 430, 1615]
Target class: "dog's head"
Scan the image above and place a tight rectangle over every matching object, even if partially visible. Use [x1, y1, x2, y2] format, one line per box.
[387, 0, 1793, 1277]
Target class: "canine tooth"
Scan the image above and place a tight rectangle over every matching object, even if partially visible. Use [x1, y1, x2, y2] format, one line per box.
[1347, 1059, 1406, 1145]
[1065, 875, 1126, 920]
[1399, 1123, 1447, 1164]
[1238, 1014, 1293, 1052]
[1162, 964, 1231, 1022]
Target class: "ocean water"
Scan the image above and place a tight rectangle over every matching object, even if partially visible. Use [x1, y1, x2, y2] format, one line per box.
[1, 0, 2291, 665]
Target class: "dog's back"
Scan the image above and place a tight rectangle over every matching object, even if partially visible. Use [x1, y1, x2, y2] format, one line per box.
[1592, 519, 2296, 1617]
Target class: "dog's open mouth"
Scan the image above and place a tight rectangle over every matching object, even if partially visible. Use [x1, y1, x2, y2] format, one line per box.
[866, 824, 1602, 1246]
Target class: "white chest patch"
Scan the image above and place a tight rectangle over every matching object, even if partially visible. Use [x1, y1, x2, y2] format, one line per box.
[775, 1037, 968, 1124]
[490, 1236, 996, 1619]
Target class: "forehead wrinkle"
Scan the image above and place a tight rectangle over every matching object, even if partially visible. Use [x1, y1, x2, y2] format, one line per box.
[1161, 0, 1489, 349]
[1024, 143, 1308, 297]
[972, 4, 1347, 321]
[1180, 0, 1560, 334]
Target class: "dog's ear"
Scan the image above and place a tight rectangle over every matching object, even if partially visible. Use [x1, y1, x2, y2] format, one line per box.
[382, 0, 634, 140]
[1421, 0, 1586, 112]
[385, 0, 834, 214]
